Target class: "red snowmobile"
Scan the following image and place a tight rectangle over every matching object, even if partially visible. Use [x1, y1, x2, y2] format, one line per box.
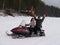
[6, 25, 30, 38]
[6, 27, 45, 38]
[6, 24, 45, 38]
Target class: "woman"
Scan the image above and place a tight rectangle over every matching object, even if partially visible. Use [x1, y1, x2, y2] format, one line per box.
[29, 18, 36, 35]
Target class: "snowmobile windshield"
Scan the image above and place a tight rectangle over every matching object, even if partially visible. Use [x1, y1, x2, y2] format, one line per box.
[20, 20, 26, 27]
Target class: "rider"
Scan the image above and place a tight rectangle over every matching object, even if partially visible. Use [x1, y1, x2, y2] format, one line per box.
[29, 18, 36, 35]
[34, 14, 46, 36]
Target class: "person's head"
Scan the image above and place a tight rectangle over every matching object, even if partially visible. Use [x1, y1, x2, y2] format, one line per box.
[31, 18, 35, 21]
[38, 16, 41, 19]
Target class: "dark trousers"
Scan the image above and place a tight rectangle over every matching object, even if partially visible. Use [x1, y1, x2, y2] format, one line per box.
[29, 26, 42, 35]
[29, 27, 34, 35]
[29, 26, 39, 35]
[34, 26, 41, 35]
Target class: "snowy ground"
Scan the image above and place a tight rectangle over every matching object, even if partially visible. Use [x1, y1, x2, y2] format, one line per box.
[0, 16, 60, 45]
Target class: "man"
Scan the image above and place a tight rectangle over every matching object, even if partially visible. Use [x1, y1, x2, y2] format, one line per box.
[34, 14, 46, 36]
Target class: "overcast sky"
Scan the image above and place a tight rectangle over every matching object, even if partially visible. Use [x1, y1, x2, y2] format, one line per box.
[41, 0, 60, 8]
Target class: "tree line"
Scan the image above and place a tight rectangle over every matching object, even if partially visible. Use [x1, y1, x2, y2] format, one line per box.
[0, 0, 60, 17]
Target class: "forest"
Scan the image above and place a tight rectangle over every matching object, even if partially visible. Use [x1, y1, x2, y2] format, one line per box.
[0, 0, 60, 17]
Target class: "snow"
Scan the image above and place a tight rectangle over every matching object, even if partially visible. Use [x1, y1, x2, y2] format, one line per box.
[0, 12, 5, 16]
[0, 15, 60, 45]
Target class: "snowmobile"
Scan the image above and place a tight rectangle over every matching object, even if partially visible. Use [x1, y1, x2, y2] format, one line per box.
[6, 19, 45, 38]
[6, 26, 30, 38]
[6, 25, 45, 39]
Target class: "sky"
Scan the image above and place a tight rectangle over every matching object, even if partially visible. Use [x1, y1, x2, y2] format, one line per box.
[41, 0, 60, 8]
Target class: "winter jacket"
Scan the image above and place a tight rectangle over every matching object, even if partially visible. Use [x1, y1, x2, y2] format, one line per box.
[34, 16, 45, 28]
[30, 18, 36, 28]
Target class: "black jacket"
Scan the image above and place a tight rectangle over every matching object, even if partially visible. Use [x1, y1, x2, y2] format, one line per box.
[34, 16, 45, 28]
